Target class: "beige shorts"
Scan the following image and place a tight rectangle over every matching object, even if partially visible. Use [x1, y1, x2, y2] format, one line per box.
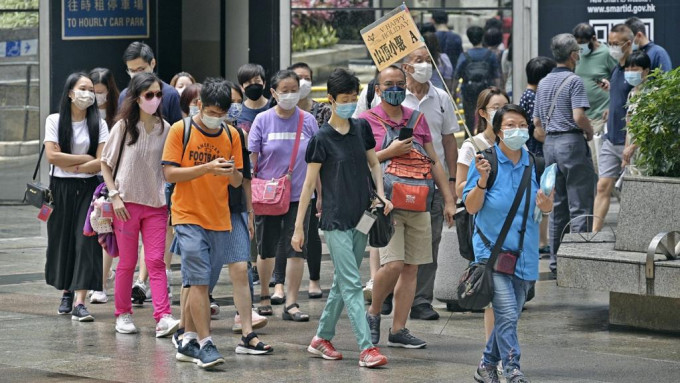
[379, 210, 433, 265]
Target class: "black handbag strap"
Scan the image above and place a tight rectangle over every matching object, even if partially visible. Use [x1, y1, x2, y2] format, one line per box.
[112, 126, 127, 181]
[32, 144, 45, 181]
[477, 154, 534, 266]
[517, 173, 532, 252]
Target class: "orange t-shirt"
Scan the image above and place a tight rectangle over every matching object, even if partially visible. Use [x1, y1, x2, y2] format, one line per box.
[162, 118, 243, 231]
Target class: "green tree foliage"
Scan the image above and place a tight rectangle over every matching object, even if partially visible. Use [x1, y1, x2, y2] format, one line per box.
[627, 67, 680, 177]
[0, 0, 39, 29]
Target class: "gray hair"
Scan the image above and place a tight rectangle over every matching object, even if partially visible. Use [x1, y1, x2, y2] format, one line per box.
[551, 33, 579, 63]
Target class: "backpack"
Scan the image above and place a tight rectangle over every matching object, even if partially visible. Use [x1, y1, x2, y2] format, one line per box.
[462, 50, 493, 98]
[370, 110, 435, 212]
[365, 77, 378, 111]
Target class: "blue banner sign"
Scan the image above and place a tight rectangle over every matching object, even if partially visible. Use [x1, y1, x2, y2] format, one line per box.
[62, 0, 149, 40]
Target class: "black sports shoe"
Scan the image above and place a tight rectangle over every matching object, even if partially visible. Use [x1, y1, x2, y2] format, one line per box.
[71, 304, 94, 322]
[387, 328, 426, 349]
[381, 293, 393, 315]
[474, 361, 500, 383]
[366, 312, 381, 345]
[58, 291, 73, 315]
[409, 303, 440, 320]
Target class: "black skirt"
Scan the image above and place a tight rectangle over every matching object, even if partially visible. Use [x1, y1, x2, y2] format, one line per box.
[45, 176, 103, 291]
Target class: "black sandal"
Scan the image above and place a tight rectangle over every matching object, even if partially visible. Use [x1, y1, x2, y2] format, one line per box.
[282, 303, 309, 322]
[257, 295, 273, 316]
[235, 332, 273, 355]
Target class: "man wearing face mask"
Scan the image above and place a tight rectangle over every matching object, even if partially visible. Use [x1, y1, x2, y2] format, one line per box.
[625, 17, 673, 72]
[533, 33, 595, 279]
[573, 23, 618, 173]
[359, 65, 456, 348]
[400, 47, 459, 321]
[237, 63, 270, 134]
[117, 41, 183, 124]
[591, 24, 635, 233]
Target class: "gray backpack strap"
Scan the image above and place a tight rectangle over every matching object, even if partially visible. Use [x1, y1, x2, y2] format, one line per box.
[546, 74, 577, 129]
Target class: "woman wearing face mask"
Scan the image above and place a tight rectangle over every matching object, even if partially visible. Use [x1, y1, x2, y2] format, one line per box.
[455, 87, 509, 343]
[170, 72, 196, 96]
[179, 83, 202, 118]
[100, 72, 179, 337]
[422, 32, 453, 90]
[248, 69, 319, 321]
[44, 72, 109, 321]
[465, 104, 553, 383]
[87, 67, 120, 305]
[288, 62, 330, 300]
[291, 68, 391, 367]
[622, 51, 651, 167]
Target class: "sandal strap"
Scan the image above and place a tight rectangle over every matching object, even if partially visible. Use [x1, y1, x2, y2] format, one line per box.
[285, 303, 300, 311]
[242, 331, 258, 344]
[260, 295, 271, 301]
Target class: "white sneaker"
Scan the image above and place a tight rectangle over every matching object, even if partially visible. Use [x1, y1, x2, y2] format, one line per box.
[115, 313, 137, 334]
[90, 291, 108, 304]
[210, 297, 220, 320]
[232, 309, 269, 333]
[363, 279, 374, 303]
[156, 314, 180, 338]
[131, 280, 147, 307]
[166, 269, 173, 299]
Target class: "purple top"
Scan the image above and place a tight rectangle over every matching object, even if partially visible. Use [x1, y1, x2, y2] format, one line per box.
[248, 107, 319, 201]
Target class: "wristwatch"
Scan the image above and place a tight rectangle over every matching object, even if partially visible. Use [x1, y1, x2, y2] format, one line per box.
[109, 190, 120, 199]
[449, 177, 456, 182]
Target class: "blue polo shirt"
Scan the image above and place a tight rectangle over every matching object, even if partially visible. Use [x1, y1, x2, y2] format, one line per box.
[463, 145, 539, 281]
[641, 41, 673, 72]
[606, 64, 633, 145]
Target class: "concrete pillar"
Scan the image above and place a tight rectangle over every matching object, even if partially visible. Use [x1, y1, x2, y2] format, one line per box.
[512, 0, 539, 96]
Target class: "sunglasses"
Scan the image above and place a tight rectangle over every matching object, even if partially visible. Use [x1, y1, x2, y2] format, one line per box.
[142, 91, 162, 100]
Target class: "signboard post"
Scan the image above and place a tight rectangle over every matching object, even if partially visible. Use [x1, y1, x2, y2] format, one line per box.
[62, 0, 149, 40]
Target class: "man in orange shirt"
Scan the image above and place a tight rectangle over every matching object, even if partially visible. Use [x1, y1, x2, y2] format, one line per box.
[162, 78, 271, 368]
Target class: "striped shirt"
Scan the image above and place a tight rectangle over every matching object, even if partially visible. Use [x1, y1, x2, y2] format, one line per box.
[533, 67, 589, 133]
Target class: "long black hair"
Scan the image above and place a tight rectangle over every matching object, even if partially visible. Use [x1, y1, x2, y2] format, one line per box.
[116, 72, 163, 146]
[89, 67, 119, 129]
[57, 72, 100, 156]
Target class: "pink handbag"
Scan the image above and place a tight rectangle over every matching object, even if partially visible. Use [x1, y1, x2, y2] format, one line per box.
[251, 112, 304, 216]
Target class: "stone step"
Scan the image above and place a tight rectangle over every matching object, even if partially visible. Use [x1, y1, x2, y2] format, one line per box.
[0, 109, 40, 141]
[0, 80, 39, 107]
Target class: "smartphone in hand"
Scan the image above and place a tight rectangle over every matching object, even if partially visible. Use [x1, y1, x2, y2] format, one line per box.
[398, 127, 413, 141]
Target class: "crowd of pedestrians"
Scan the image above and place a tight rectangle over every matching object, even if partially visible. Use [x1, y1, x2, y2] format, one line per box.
[40, 11, 672, 382]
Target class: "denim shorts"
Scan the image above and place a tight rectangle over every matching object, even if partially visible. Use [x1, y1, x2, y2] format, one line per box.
[173, 224, 229, 286]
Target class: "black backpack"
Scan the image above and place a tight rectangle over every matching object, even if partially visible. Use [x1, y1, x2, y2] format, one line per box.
[365, 77, 378, 110]
[462, 50, 493, 97]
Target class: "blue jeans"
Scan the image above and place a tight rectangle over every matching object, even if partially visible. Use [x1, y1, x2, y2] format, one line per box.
[483, 272, 534, 377]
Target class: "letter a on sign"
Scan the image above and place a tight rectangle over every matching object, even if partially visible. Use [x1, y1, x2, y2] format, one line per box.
[360, 4, 425, 71]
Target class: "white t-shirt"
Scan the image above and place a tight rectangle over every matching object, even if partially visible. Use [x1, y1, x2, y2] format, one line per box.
[44, 113, 109, 178]
[458, 133, 493, 167]
[403, 82, 459, 174]
[353, 85, 381, 119]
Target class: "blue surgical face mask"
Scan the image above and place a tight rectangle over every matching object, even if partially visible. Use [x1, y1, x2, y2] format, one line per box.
[334, 100, 357, 119]
[381, 86, 406, 106]
[189, 105, 199, 116]
[624, 71, 643, 86]
[227, 103, 242, 122]
[501, 128, 530, 151]
[579, 43, 591, 56]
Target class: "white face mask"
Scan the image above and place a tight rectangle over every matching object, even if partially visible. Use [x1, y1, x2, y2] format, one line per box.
[201, 113, 227, 130]
[410, 62, 433, 84]
[609, 45, 624, 61]
[72, 90, 95, 110]
[579, 43, 591, 56]
[276, 91, 300, 111]
[298, 79, 312, 99]
[177, 87, 185, 96]
[95, 93, 107, 105]
[189, 105, 199, 116]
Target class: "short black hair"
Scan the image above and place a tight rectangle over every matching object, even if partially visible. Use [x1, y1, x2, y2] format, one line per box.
[378, 64, 406, 83]
[526, 56, 556, 85]
[327, 68, 360, 100]
[467, 26, 484, 46]
[483, 28, 503, 47]
[572, 23, 595, 40]
[225, 80, 244, 101]
[484, 17, 503, 31]
[625, 50, 651, 69]
[287, 62, 313, 80]
[270, 69, 299, 91]
[237, 63, 266, 86]
[625, 17, 646, 36]
[419, 22, 436, 34]
[122, 41, 154, 64]
[432, 10, 448, 25]
[200, 77, 231, 112]
[492, 104, 529, 135]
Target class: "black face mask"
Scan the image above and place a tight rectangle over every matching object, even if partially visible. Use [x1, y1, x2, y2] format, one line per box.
[244, 83, 264, 101]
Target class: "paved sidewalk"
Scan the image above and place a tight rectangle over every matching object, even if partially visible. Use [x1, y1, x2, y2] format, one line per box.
[0, 204, 678, 382]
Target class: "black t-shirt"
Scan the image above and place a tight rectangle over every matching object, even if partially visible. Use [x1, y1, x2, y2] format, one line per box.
[228, 126, 251, 213]
[305, 118, 376, 231]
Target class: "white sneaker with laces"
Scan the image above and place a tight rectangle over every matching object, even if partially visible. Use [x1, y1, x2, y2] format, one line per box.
[115, 313, 137, 334]
[156, 314, 180, 338]
[90, 291, 108, 304]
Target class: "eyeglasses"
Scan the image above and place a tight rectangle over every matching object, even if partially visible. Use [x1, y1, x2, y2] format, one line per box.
[381, 81, 406, 88]
[142, 91, 162, 100]
[502, 124, 529, 130]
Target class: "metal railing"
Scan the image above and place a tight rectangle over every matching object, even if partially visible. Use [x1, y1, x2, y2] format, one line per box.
[0, 61, 39, 141]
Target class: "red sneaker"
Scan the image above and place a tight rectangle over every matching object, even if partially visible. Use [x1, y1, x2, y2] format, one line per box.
[307, 336, 343, 360]
[359, 347, 387, 368]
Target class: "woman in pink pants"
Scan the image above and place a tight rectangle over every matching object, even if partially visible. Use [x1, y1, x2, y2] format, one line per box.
[100, 72, 179, 337]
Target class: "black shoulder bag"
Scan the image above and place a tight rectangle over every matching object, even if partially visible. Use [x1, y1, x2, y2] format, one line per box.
[24, 144, 53, 208]
[456, 156, 533, 310]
